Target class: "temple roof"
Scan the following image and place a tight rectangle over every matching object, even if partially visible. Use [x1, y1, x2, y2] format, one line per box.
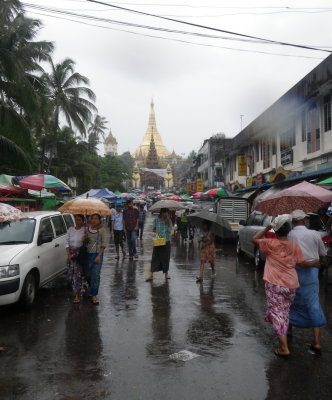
[132, 100, 171, 159]
[105, 130, 117, 145]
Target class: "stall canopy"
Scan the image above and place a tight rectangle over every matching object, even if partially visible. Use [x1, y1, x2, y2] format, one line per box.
[79, 188, 117, 200]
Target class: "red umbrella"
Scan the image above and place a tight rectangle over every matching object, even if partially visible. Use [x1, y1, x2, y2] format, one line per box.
[0, 183, 28, 196]
[205, 188, 229, 197]
[166, 195, 182, 201]
[254, 181, 332, 216]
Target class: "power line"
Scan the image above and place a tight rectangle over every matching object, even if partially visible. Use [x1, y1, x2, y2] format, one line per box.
[27, 9, 323, 60]
[23, 2, 332, 53]
[85, 0, 331, 53]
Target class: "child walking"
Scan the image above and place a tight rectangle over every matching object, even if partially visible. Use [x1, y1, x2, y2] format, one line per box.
[196, 220, 216, 282]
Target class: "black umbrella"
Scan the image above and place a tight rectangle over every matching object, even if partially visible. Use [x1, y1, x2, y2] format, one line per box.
[187, 210, 234, 239]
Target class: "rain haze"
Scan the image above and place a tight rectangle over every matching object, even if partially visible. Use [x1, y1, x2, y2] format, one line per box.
[24, 0, 332, 156]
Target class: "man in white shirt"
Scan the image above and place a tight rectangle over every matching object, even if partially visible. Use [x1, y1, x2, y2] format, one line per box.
[288, 209, 327, 354]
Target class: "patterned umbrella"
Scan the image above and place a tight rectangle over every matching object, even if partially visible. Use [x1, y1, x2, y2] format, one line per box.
[254, 181, 332, 216]
[58, 198, 113, 216]
[204, 188, 229, 197]
[0, 203, 26, 222]
[13, 174, 71, 192]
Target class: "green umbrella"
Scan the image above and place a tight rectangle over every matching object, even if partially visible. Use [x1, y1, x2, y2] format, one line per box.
[114, 190, 121, 196]
[181, 194, 190, 200]
[317, 176, 332, 185]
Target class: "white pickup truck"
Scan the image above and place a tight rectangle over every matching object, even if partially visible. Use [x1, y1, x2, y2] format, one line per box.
[214, 197, 250, 234]
[0, 211, 74, 308]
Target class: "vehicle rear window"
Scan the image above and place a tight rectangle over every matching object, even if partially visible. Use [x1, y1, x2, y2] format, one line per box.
[63, 214, 74, 229]
[253, 214, 265, 226]
[39, 218, 54, 238]
[51, 215, 67, 237]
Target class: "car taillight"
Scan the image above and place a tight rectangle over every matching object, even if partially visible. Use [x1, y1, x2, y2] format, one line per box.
[322, 235, 331, 244]
[265, 231, 276, 239]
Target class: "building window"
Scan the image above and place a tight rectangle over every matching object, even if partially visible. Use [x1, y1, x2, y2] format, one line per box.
[280, 128, 295, 152]
[316, 128, 321, 151]
[301, 110, 306, 142]
[263, 143, 270, 169]
[255, 143, 259, 162]
[307, 104, 320, 153]
[324, 95, 331, 132]
[272, 140, 276, 155]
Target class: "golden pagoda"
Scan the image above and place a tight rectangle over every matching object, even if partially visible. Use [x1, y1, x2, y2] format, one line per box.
[132, 100, 171, 162]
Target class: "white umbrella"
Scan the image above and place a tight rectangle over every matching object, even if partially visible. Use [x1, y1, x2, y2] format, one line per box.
[149, 200, 186, 212]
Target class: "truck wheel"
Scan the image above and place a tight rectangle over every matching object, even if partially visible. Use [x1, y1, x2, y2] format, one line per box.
[236, 238, 243, 255]
[19, 273, 37, 309]
[254, 248, 263, 269]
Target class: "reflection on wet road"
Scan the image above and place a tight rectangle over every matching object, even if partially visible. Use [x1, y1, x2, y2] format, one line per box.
[1, 215, 332, 400]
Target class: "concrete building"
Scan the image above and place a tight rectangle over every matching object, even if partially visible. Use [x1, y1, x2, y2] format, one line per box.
[195, 134, 232, 188]
[224, 53, 332, 191]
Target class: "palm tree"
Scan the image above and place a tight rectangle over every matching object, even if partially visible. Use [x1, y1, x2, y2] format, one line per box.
[88, 114, 108, 152]
[0, 0, 53, 172]
[43, 58, 97, 170]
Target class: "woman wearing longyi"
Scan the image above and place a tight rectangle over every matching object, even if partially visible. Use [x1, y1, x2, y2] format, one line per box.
[252, 214, 320, 358]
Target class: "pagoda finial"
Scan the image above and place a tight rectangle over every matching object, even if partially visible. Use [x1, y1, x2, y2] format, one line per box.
[151, 98, 154, 109]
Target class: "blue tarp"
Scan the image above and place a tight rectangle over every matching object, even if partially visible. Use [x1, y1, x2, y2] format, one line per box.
[92, 188, 117, 200]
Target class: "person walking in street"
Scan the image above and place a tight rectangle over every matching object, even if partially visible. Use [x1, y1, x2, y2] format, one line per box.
[196, 220, 216, 282]
[111, 202, 126, 259]
[146, 208, 173, 281]
[252, 215, 320, 358]
[123, 199, 139, 260]
[138, 203, 146, 240]
[66, 214, 86, 304]
[85, 213, 107, 304]
[288, 209, 327, 354]
[179, 209, 189, 241]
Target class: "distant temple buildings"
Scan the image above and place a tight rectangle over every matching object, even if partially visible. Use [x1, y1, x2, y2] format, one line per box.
[104, 129, 118, 156]
[132, 100, 182, 189]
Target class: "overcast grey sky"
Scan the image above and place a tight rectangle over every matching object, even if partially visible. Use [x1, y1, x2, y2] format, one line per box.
[24, 0, 332, 156]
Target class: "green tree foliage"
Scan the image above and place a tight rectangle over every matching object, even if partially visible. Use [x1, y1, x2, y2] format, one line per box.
[88, 114, 108, 152]
[119, 151, 135, 170]
[0, 1, 130, 193]
[0, 0, 53, 173]
[98, 156, 131, 192]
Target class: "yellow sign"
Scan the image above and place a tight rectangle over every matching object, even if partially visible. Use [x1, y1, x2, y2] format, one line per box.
[237, 155, 247, 176]
[246, 177, 253, 187]
[196, 178, 204, 192]
[186, 183, 191, 194]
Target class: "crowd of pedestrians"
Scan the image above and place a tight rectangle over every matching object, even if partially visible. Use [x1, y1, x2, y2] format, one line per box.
[64, 199, 329, 359]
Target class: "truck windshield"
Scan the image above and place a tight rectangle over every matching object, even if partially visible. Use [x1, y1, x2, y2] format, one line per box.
[0, 219, 36, 245]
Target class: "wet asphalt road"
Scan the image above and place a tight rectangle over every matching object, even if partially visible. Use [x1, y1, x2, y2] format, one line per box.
[1, 214, 332, 400]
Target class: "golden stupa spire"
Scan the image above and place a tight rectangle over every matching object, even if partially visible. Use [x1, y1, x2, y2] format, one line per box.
[132, 100, 171, 159]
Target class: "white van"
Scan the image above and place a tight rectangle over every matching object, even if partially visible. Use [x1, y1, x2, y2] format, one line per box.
[0, 211, 74, 308]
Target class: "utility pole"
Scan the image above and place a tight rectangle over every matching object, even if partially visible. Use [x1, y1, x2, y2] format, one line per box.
[240, 115, 244, 131]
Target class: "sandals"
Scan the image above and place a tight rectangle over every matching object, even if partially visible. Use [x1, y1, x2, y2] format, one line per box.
[309, 345, 322, 355]
[274, 349, 290, 359]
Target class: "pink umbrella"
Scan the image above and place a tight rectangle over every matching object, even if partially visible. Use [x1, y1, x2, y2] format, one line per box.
[254, 181, 332, 216]
[0, 203, 26, 222]
[166, 195, 182, 201]
[192, 191, 204, 199]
